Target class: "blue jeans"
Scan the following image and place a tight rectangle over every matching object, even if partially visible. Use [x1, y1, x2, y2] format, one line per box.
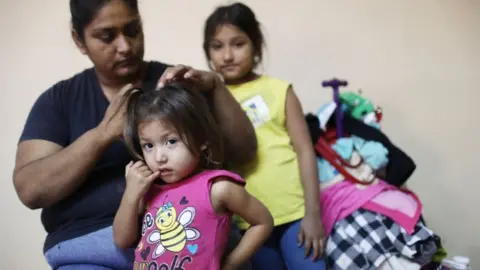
[249, 219, 326, 270]
[44, 226, 135, 270]
[44, 225, 251, 270]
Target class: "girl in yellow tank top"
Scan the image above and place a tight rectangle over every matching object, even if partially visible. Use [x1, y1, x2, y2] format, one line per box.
[203, 3, 326, 269]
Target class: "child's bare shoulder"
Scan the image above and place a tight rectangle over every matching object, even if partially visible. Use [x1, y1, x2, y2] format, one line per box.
[210, 176, 243, 198]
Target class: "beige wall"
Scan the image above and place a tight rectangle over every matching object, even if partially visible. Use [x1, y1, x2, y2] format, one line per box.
[1, 0, 479, 268]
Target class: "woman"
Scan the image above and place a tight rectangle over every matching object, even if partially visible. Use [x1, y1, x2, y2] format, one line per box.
[13, 0, 256, 269]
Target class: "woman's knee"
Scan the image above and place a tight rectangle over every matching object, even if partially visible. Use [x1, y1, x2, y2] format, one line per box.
[44, 227, 134, 269]
[251, 246, 286, 270]
[57, 265, 114, 270]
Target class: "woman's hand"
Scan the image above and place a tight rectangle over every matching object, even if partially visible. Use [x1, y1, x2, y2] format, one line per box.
[124, 161, 159, 202]
[156, 64, 222, 92]
[98, 83, 138, 141]
[297, 213, 325, 261]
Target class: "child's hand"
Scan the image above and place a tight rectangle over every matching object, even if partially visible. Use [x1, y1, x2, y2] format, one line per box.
[124, 161, 160, 201]
[298, 213, 325, 261]
[221, 260, 238, 270]
[211, 179, 273, 269]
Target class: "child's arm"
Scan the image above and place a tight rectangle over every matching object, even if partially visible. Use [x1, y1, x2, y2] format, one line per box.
[285, 86, 325, 260]
[113, 161, 159, 249]
[211, 179, 273, 269]
[113, 192, 144, 249]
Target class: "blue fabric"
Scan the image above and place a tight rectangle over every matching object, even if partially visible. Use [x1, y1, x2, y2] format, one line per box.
[56, 265, 114, 270]
[44, 226, 134, 270]
[250, 219, 326, 270]
[352, 137, 389, 170]
[317, 158, 340, 181]
[317, 136, 389, 183]
[315, 101, 387, 184]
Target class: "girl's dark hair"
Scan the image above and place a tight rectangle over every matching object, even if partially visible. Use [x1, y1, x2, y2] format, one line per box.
[123, 83, 224, 169]
[70, 0, 139, 40]
[203, 2, 265, 66]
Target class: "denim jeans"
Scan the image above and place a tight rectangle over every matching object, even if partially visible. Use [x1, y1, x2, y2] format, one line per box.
[249, 219, 326, 270]
[44, 225, 252, 269]
[44, 226, 134, 270]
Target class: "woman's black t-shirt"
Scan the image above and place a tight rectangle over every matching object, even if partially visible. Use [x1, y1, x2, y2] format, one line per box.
[19, 61, 169, 253]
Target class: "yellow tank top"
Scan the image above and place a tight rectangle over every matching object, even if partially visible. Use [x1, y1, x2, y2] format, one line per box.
[227, 75, 305, 230]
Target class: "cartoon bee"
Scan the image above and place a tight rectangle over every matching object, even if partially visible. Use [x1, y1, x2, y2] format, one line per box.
[146, 202, 200, 259]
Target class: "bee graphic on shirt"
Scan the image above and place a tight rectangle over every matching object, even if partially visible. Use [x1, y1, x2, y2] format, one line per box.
[146, 201, 200, 258]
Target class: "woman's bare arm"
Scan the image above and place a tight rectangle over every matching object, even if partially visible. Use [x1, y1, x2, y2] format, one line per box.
[209, 78, 257, 166]
[156, 66, 257, 167]
[13, 84, 134, 209]
[13, 127, 113, 209]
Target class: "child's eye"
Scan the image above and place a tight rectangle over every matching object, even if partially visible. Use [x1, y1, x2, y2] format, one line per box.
[166, 139, 177, 145]
[210, 43, 223, 50]
[234, 41, 245, 47]
[143, 143, 153, 151]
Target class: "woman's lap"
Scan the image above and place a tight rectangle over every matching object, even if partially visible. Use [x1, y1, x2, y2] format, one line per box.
[45, 224, 251, 270]
[57, 265, 115, 270]
[251, 219, 326, 270]
[44, 226, 134, 270]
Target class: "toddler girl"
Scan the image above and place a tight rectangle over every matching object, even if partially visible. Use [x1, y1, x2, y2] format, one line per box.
[204, 3, 326, 270]
[112, 83, 273, 270]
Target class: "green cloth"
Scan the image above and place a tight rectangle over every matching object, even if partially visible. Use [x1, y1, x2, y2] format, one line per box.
[432, 246, 448, 263]
[339, 91, 375, 120]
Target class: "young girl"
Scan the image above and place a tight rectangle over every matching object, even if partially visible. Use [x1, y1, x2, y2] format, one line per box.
[203, 3, 326, 270]
[112, 83, 273, 270]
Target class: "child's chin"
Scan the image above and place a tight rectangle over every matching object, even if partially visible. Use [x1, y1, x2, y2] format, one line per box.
[162, 176, 180, 184]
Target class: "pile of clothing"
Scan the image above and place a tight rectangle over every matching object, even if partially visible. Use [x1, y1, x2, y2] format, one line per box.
[304, 91, 447, 270]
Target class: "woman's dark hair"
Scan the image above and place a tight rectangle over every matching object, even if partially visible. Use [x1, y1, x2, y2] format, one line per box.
[203, 2, 265, 66]
[123, 83, 224, 169]
[70, 0, 139, 40]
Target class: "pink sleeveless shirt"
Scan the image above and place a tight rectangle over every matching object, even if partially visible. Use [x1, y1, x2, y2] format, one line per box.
[133, 170, 245, 270]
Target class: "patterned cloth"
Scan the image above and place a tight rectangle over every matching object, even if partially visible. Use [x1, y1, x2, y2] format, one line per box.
[325, 209, 437, 270]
